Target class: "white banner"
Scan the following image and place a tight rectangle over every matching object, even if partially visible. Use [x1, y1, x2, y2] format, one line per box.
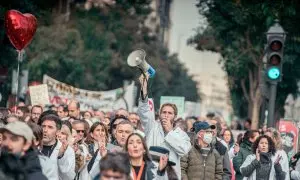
[43, 75, 135, 111]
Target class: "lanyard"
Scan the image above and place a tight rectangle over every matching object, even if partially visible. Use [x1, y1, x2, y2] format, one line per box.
[132, 162, 145, 180]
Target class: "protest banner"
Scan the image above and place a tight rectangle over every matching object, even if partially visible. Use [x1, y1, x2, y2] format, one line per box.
[43, 75, 135, 111]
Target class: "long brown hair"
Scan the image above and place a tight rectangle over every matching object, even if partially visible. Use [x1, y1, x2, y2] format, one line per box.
[86, 122, 109, 145]
[124, 133, 151, 162]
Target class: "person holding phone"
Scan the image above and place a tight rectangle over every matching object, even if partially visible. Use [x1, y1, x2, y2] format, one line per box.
[240, 135, 286, 180]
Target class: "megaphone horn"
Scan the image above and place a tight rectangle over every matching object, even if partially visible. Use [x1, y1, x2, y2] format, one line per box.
[127, 49, 156, 78]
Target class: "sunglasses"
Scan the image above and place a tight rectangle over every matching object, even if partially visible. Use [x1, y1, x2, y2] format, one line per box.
[76, 130, 85, 133]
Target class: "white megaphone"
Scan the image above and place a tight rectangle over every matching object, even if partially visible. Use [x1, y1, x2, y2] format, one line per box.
[127, 49, 156, 78]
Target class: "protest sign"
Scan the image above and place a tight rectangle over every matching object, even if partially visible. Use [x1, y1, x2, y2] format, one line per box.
[29, 84, 50, 106]
[278, 119, 299, 159]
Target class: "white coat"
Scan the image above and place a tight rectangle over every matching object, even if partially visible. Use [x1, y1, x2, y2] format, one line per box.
[291, 153, 300, 180]
[48, 140, 76, 180]
[275, 149, 290, 180]
[137, 98, 192, 178]
[38, 154, 58, 180]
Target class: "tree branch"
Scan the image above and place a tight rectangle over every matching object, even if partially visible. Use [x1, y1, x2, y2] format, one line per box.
[249, 69, 255, 101]
[241, 78, 250, 102]
[232, 48, 252, 62]
[245, 30, 259, 66]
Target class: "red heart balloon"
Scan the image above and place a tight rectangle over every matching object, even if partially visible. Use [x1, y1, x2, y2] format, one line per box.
[5, 10, 37, 50]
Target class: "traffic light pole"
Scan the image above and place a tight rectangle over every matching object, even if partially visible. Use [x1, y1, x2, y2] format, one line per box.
[267, 81, 278, 128]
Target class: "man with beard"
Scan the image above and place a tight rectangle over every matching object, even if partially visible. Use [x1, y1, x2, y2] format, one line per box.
[137, 75, 191, 178]
[30, 105, 43, 124]
[0, 121, 47, 180]
[41, 114, 76, 180]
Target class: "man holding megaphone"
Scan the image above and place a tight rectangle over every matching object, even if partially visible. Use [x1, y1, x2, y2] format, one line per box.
[136, 73, 191, 179]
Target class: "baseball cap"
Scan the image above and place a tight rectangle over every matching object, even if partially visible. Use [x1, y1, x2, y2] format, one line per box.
[0, 121, 34, 142]
[193, 121, 215, 134]
[149, 146, 176, 166]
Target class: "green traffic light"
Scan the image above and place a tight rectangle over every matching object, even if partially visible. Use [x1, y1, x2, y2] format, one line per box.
[267, 67, 280, 80]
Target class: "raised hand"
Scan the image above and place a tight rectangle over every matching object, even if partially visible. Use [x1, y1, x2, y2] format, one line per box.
[139, 74, 149, 99]
[161, 118, 173, 133]
[275, 155, 282, 164]
[234, 143, 240, 154]
[98, 140, 107, 157]
[159, 155, 168, 171]
[256, 149, 260, 161]
[58, 139, 68, 157]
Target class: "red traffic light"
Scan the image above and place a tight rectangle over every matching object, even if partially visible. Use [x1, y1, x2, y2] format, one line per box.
[270, 40, 282, 51]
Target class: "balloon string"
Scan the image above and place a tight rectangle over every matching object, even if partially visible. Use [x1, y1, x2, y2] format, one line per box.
[15, 50, 23, 113]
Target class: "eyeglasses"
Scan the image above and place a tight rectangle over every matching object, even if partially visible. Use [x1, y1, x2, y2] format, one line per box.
[76, 130, 85, 133]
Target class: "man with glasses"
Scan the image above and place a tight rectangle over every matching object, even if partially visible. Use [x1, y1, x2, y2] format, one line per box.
[181, 121, 223, 180]
[31, 105, 43, 123]
[72, 120, 89, 159]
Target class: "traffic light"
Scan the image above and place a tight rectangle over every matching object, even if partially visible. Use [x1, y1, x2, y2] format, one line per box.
[265, 23, 285, 82]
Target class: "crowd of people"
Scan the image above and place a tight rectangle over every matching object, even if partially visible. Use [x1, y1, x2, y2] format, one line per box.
[0, 75, 300, 180]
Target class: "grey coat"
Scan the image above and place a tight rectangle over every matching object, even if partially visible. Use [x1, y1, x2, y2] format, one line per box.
[240, 154, 286, 180]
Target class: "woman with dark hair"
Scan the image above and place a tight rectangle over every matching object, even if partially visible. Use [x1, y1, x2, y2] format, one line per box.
[223, 129, 235, 148]
[109, 116, 127, 143]
[233, 130, 260, 180]
[77, 122, 110, 179]
[240, 135, 286, 180]
[222, 128, 240, 180]
[125, 133, 170, 180]
[86, 122, 109, 156]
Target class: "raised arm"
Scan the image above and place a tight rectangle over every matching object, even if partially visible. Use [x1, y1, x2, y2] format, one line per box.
[58, 146, 76, 180]
[137, 74, 156, 134]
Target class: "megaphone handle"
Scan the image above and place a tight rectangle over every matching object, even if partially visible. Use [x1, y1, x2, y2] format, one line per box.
[139, 68, 148, 100]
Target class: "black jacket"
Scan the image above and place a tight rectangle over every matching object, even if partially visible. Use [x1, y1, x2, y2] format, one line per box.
[213, 139, 232, 180]
[0, 148, 47, 180]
